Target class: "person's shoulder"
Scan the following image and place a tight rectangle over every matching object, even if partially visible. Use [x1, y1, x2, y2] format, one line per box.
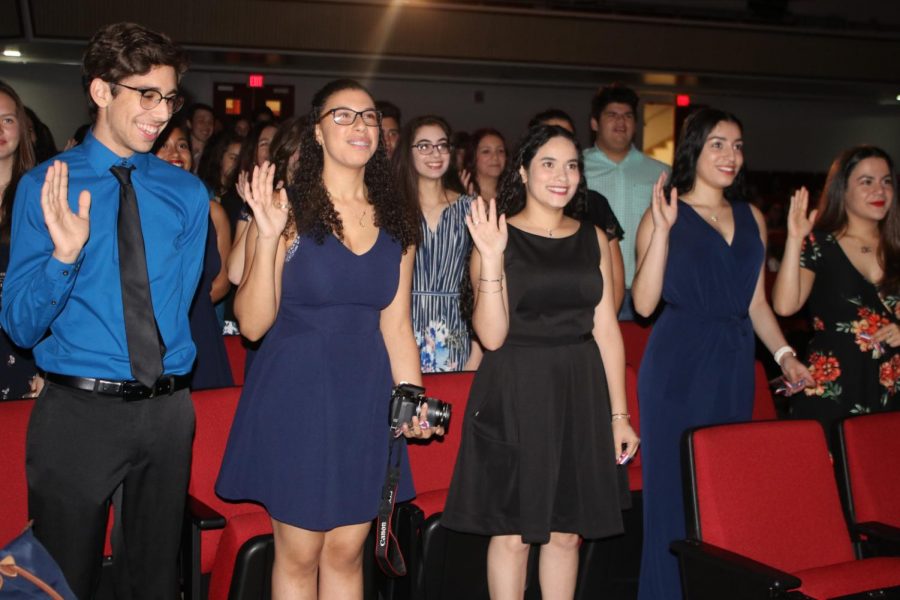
[635, 150, 670, 174]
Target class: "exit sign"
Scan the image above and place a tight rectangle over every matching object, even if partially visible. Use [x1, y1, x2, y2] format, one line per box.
[248, 74, 264, 88]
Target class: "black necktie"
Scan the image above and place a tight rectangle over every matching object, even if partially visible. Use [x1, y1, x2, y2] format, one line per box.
[111, 165, 164, 387]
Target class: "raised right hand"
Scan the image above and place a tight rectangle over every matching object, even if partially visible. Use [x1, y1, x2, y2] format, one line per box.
[650, 171, 677, 233]
[787, 187, 817, 241]
[40, 161, 91, 263]
[465, 196, 507, 259]
[239, 161, 289, 240]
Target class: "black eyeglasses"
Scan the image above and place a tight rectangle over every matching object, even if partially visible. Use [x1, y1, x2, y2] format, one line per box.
[319, 107, 381, 127]
[411, 141, 452, 155]
[112, 82, 185, 113]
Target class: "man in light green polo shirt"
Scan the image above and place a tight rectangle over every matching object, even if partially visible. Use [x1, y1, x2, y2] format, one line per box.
[583, 85, 669, 319]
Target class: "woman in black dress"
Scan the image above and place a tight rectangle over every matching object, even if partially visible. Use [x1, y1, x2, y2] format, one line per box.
[442, 125, 639, 599]
[773, 145, 899, 437]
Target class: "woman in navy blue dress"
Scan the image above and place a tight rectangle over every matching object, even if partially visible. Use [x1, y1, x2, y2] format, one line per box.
[631, 109, 811, 600]
[216, 79, 440, 598]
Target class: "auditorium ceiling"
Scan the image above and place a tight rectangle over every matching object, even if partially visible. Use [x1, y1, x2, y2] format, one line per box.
[1, 0, 898, 102]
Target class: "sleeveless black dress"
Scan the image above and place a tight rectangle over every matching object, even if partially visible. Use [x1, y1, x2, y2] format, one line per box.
[441, 221, 624, 544]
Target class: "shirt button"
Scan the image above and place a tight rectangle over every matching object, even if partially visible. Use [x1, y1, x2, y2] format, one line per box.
[62, 270, 69, 276]
[50, 300, 57, 305]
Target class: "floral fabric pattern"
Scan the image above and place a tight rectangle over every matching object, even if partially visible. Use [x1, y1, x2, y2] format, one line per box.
[793, 231, 900, 424]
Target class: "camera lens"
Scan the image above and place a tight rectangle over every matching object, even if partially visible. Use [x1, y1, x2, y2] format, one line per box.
[426, 398, 451, 429]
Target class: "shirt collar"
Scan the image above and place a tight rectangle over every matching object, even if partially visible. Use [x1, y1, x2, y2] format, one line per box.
[585, 144, 640, 166]
[83, 130, 151, 177]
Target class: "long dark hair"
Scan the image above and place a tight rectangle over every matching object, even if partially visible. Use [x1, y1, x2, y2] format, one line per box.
[197, 130, 243, 197]
[463, 128, 506, 196]
[815, 145, 900, 296]
[392, 115, 464, 217]
[461, 125, 587, 325]
[0, 81, 36, 239]
[665, 108, 746, 201]
[287, 79, 418, 249]
[234, 121, 278, 184]
[496, 124, 587, 219]
[270, 116, 305, 185]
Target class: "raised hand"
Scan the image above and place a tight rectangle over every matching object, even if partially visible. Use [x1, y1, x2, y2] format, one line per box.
[40, 161, 91, 263]
[459, 169, 475, 195]
[239, 161, 289, 240]
[465, 196, 507, 259]
[786, 187, 817, 241]
[650, 171, 677, 233]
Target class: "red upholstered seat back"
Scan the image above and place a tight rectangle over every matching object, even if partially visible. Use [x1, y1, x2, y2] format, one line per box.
[619, 321, 652, 368]
[0, 399, 34, 546]
[841, 410, 900, 527]
[406, 372, 475, 495]
[751, 360, 777, 421]
[690, 420, 854, 573]
[206, 511, 273, 600]
[190, 387, 263, 571]
[223, 336, 246, 386]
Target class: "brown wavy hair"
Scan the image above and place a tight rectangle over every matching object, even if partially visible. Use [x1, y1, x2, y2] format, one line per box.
[392, 114, 464, 217]
[0, 81, 36, 239]
[815, 145, 900, 296]
[286, 79, 418, 249]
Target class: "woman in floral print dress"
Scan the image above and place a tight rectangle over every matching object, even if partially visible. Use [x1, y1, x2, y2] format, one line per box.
[393, 115, 478, 372]
[774, 145, 900, 440]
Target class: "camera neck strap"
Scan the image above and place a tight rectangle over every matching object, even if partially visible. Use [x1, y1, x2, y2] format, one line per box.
[375, 431, 407, 577]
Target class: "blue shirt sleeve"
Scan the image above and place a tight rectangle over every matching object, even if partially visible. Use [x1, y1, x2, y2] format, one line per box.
[0, 169, 84, 348]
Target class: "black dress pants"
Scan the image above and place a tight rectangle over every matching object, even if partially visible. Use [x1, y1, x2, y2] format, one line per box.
[26, 381, 194, 599]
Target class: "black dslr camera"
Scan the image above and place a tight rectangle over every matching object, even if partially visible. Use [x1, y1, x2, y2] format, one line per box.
[389, 383, 451, 432]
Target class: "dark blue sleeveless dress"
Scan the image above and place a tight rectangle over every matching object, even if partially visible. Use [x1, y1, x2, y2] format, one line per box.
[216, 229, 415, 529]
[637, 201, 763, 600]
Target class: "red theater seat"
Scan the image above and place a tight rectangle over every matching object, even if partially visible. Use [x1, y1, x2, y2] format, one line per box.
[836, 410, 900, 557]
[402, 371, 487, 599]
[0, 399, 34, 547]
[619, 321, 652, 369]
[183, 386, 266, 600]
[673, 420, 900, 599]
[751, 360, 777, 421]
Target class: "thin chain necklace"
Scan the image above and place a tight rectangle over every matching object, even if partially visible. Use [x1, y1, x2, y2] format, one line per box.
[522, 216, 563, 237]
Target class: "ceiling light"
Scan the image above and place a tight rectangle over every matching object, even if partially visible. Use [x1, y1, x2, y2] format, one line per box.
[3, 49, 22, 58]
[896, 94, 900, 102]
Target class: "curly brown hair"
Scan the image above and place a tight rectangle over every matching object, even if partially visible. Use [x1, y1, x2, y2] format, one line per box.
[286, 79, 418, 250]
[0, 81, 35, 239]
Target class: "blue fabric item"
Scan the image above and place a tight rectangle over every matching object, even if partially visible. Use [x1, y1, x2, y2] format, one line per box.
[0, 526, 77, 599]
[637, 201, 763, 600]
[412, 194, 473, 372]
[216, 229, 415, 529]
[0, 131, 209, 379]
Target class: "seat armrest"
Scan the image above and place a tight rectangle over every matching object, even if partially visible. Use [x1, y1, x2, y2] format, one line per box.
[187, 495, 226, 530]
[671, 539, 801, 600]
[855, 521, 900, 544]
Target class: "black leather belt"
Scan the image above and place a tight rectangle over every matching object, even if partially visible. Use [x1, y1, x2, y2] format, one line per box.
[45, 372, 191, 401]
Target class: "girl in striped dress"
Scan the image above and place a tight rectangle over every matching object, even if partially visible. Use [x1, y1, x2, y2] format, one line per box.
[393, 116, 479, 371]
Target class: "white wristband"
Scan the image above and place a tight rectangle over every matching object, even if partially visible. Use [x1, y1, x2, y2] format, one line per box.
[773, 345, 796, 366]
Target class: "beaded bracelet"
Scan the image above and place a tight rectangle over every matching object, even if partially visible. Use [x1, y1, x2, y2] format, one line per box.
[478, 287, 504, 294]
[611, 413, 631, 422]
[479, 276, 503, 282]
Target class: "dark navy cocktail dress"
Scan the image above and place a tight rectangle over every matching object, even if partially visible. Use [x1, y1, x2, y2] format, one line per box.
[637, 201, 763, 600]
[216, 229, 414, 529]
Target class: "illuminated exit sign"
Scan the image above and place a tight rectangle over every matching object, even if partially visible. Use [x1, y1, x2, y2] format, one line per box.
[248, 74, 265, 88]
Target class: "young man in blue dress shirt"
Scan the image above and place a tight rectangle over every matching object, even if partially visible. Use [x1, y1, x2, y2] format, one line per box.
[0, 22, 208, 598]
